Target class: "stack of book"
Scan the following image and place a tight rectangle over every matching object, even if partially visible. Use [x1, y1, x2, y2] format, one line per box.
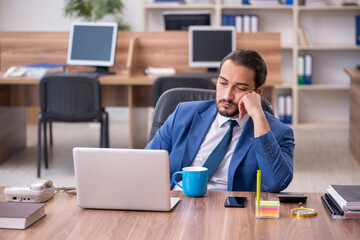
[0, 202, 45, 229]
[321, 185, 360, 219]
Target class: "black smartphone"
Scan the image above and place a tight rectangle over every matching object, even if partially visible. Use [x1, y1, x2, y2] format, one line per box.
[224, 197, 247, 208]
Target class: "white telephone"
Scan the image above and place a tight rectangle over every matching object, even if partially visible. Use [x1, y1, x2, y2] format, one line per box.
[4, 180, 55, 203]
[3, 66, 27, 77]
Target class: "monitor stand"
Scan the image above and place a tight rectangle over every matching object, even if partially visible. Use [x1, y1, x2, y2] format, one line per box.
[207, 67, 218, 73]
[95, 66, 115, 75]
[204, 68, 219, 78]
[79, 66, 115, 75]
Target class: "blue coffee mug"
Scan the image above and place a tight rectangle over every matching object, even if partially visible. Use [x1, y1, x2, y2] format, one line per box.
[172, 166, 208, 197]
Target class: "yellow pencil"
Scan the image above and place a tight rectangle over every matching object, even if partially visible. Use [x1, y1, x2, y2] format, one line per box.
[256, 170, 261, 216]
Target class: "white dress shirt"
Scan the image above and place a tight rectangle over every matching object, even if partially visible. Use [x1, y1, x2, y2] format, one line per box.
[174, 113, 250, 191]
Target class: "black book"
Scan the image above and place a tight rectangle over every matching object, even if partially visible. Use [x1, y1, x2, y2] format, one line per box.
[321, 195, 360, 220]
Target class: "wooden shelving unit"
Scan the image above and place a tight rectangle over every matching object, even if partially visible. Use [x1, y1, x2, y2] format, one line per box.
[143, 0, 360, 128]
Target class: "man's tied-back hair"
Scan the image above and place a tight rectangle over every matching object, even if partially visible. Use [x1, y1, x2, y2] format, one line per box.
[220, 49, 267, 90]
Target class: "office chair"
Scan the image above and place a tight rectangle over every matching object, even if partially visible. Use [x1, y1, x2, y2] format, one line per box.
[37, 73, 109, 177]
[148, 88, 274, 142]
[152, 75, 216, 107]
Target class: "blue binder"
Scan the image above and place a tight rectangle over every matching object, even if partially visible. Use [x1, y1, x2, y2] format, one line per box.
[277, 94, 286, 123]
[277, 94, 292, 124]
[356, 15, 360, 46]
[304, 54, 312, 85]
[284, 95, 292, 124]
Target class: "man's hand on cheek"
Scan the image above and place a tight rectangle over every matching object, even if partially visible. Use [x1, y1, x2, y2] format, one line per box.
[240, 92, 271, 138]
[238, 97, 247, 119]
[238, 92, 263, 119]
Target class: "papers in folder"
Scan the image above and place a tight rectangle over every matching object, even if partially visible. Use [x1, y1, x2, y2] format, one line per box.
[19, 63, 65, 77]
[144, 67, 176, 76]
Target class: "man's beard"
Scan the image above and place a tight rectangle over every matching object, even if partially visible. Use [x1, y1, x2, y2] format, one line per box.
[216, 99, 239, 118]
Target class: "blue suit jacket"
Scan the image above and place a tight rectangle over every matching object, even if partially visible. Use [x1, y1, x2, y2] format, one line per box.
[146, 100, 295, 192]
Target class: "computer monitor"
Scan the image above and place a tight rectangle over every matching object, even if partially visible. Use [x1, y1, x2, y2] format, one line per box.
[67, 22, 118, 75]
[164, 11, 211, 31]
[189, 26, 236, 73]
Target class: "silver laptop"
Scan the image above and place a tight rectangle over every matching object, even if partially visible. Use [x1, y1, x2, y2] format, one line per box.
[73, 147, 180, 211]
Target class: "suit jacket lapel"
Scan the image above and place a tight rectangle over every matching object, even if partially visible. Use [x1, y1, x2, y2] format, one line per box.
[181, 104, 217, 168]
[227, 117, 254, 190]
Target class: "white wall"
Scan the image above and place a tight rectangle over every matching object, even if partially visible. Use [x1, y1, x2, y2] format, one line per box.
[0, 0, 143, 31]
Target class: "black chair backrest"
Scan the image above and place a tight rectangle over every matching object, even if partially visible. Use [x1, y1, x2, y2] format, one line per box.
[148, 87, 274, 142]
[39, 73, 102, 122]
[152, 76, 215, 107]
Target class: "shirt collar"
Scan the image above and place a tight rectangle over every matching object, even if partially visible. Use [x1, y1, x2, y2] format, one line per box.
[217, 112, 250, 130]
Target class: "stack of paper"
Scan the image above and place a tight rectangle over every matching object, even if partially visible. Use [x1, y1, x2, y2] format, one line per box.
[19, 63, 65, 77]
[144, 67, 176, 76]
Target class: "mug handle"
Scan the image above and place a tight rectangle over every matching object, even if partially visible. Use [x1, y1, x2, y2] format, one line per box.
[172, 171, 183, 189]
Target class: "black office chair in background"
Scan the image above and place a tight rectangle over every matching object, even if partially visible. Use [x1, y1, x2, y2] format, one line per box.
[152, 75, 216, 107]
[148, 88, 274, 142]
[37, 73, 109, 177]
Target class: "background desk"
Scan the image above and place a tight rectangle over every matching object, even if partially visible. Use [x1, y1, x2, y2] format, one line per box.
[0, 73, 157, 163]
[0, 73, 277, 163]
[0, 187, 359, 240]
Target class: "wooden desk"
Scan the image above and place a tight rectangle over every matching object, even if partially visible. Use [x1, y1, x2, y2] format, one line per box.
[0, 73, 156, 163]
[0, 187, 359, 240]
[345, 67, 360, 163]
[0, 73, 276, 163]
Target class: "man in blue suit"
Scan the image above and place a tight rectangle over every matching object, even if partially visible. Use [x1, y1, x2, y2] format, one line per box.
[146, 49, 295, 193]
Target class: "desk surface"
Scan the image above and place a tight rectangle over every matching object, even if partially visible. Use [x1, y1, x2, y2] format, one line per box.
[0, 73, 157, 85]
[0, 187, 359, 240]
[0, 72, 281, 86]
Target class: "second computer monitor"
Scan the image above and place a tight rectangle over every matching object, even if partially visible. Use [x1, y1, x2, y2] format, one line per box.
[189, 26, 236, 72]
[164, 11, 211, 31]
